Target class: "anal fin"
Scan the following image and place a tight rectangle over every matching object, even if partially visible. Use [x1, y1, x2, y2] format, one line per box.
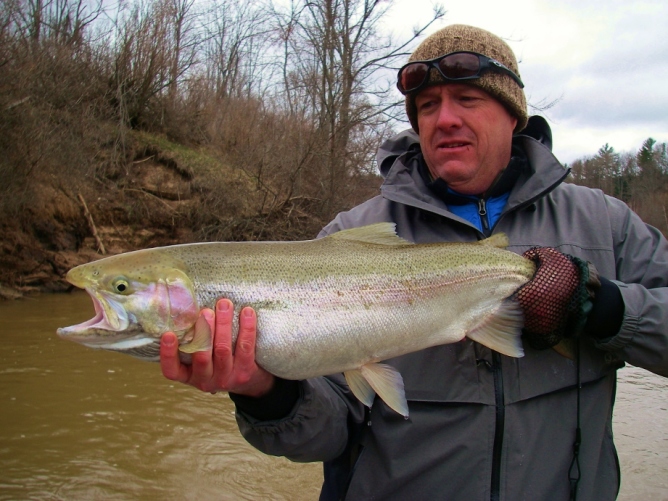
[467, 299, 525, 358]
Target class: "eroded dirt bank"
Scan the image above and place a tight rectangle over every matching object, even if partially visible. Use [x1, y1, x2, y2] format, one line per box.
[0, 176, 197, 299]
[0, 132, 353, 300]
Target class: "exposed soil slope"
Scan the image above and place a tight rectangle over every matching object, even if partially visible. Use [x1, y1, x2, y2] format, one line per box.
[0, 134, 239, 299]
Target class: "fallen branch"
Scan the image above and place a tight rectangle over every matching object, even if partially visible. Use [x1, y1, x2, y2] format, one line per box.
[77, 193, 106, 255]
[123, 188, 182, 211]
[132, 155, 155, 164]
[5, 96, 31, 111]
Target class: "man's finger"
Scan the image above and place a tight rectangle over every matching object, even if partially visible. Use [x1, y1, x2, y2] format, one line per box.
[160, 332, 190, 383]
[213, 299, 235, 385]
[233, 306, 258, 380]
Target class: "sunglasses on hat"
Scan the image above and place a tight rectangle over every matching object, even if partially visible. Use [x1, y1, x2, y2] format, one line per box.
[397, 51, 525, 95]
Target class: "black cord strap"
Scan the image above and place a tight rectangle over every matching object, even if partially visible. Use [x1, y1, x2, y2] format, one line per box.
[568, 339, 582, 500]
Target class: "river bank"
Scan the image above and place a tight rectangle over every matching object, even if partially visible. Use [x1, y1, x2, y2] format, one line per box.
[0, 175, 198, 300]
[0, 130, 356, 300]
[0, 131, 218, 299]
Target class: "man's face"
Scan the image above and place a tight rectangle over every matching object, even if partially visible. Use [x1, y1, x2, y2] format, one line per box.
[415, 84, 518, 195]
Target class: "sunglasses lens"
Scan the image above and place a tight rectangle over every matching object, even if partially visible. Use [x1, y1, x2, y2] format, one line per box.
[397, 53, 495, 94]
[399, 63, 429, 93]
[438, 53, 481, 79]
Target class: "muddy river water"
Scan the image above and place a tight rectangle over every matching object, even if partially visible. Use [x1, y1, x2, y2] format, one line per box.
[1, 292, 666, 500]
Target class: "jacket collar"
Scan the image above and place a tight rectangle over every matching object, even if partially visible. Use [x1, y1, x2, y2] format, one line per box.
[416, 145, 527, 205]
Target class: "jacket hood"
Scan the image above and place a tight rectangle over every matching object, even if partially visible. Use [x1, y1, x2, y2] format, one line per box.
[376, 116, 568, 213]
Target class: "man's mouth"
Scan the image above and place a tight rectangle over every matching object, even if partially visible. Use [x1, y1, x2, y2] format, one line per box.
[438, 142, 470, 150]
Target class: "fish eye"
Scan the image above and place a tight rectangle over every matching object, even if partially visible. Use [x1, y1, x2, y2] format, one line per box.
[112, 279, 131, 294]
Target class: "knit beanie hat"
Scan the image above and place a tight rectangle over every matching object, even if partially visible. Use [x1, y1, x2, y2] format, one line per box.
[405, 24, 528, 134]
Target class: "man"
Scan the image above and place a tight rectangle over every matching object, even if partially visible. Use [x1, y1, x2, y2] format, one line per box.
[160, 25, 668, 500]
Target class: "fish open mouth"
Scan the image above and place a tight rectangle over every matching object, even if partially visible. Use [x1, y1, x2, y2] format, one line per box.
[56, 290, 138, 347]
[63, 293, 108, 331]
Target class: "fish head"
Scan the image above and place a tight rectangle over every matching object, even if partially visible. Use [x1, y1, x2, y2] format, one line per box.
[57, 250, 200, 360]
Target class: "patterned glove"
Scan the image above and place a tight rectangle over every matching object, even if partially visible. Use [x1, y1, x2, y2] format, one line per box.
[515, 247, 600, 350]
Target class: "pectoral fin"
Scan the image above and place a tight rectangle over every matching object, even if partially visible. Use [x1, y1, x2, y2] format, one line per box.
[345, 362, 408, 418]
[178, 314, 212, 354]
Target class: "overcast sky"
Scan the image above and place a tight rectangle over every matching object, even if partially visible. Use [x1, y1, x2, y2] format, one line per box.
[381, 0, 668, 164]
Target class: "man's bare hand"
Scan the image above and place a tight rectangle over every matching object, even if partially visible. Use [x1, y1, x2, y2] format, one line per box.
[160, 299, 275, 397]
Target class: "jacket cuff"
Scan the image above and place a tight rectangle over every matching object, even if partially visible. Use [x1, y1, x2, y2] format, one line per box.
[229, 377, 301, 421]
[584, 276, 625, 340]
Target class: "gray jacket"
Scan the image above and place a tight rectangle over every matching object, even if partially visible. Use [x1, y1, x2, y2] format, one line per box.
[234, 123, 668, 501]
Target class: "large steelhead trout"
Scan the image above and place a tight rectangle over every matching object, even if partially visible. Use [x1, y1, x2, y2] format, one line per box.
[58, 223, 535, 416]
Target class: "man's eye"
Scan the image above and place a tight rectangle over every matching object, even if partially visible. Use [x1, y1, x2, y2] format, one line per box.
[418, 100, 436, 111]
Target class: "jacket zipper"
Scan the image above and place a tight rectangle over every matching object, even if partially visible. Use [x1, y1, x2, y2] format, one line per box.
[478, 198, 491, 236]
[481, 175, 571, 501]
[490, 351, 504, 501]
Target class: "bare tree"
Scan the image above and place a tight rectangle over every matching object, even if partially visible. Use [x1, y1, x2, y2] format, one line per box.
[200, 0, 270, 100]
[166, 0, 198, 103]
[108, 0, 176, 128]
[6, 0, 102, 45]
[272, 0, 444, 214]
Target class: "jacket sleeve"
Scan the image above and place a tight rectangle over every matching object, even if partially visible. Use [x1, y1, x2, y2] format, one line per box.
[596, 195, 668, 377]
[233, 374, 367, 462]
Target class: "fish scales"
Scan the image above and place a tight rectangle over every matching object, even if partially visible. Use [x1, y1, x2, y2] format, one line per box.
[157, 236, 533, 378]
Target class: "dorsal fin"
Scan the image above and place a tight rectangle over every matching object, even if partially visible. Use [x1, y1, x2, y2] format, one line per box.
[478, 233, 509, 249]
[329, 223, 412, 246]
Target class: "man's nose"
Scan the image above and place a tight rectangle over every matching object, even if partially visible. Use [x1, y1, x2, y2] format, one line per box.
[435, 98, 463, 129]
